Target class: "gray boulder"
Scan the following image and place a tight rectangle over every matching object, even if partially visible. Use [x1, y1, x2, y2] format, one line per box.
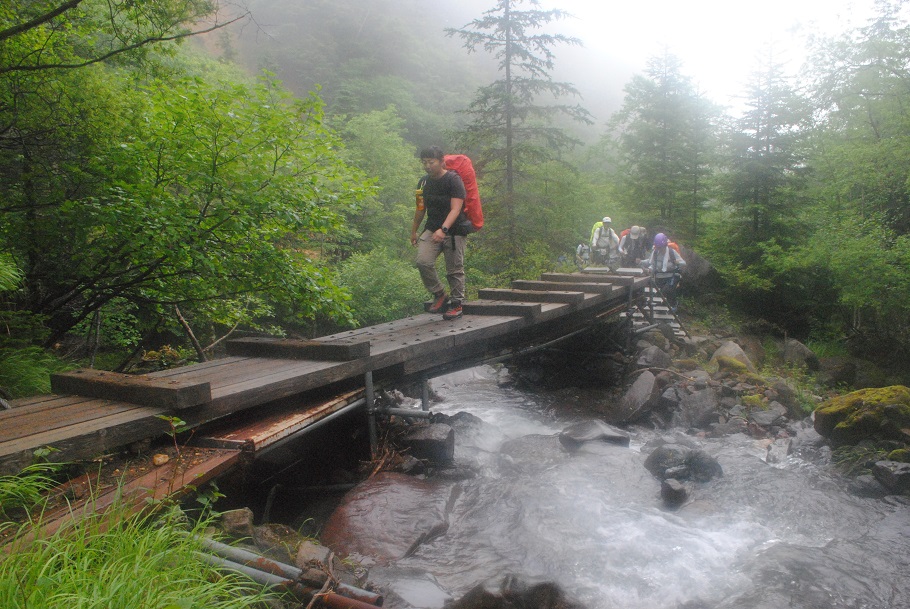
[709, 341, 757, 373]
[783, 338, 820, 371]
[612, 370, 660, 424]
[402, 423, 455, 463]
[672, 388, 722, 430]
[661, 478, 689, 507]
[558, 419, 630, 451]
[747, 401, 788, 429]
[643, 444, 723, 482]
[872, 460, 910, 494]
[637, 344, 672, 369]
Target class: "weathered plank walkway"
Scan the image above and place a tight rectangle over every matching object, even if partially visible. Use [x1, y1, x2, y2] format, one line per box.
[0, 272, 649, 474]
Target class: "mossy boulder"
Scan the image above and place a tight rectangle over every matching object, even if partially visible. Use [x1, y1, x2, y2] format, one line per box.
[813, 386, 910, 447]
[742, 394, 764, 410]
[708, 341, 757, 373]
[887, 448, 910, 463]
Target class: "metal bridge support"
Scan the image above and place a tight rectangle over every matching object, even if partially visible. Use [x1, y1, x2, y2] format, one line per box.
[365, 370, 377, 459]
[421, 376, 430, 411]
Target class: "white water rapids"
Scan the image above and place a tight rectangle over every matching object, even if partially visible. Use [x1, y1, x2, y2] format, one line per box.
[368, 366, 910, 609]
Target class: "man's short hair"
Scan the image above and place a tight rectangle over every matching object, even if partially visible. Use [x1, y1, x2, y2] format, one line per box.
[419, 145, 445, 160]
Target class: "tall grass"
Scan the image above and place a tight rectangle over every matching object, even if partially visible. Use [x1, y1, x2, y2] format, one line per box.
[1, 490, 277, 609]
[0, 461, 63, 521]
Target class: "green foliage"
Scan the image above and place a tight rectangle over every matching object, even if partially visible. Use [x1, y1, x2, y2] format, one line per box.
[338, 249, 425, 326]
[1, 37, 370, 354]
[336, 106, 421, 258]
[0, 0, 228, 74]
[832, 444, 890, 476]
[0, 503, 276, 609]
[609, 51, 720, 240]
[0, 348, 69, 398]
[71, 299, 142, 350]
[0, 460, 65, 521]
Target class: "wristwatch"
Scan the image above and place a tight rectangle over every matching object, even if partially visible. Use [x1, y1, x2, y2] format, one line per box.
[441, 226, 449, 234]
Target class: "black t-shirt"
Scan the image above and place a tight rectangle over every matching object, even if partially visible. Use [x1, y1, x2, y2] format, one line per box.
[420, 170, 466, 232]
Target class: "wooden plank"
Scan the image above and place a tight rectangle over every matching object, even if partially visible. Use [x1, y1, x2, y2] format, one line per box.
[542, 272, 637, 286]
[161, 356, 316, 389]
[0, 398, 147, 444]
[50, 369, 211, 410]
[477, 288, 585, 304]
[462, 300, 541, 318]
[193, 389, 364, 452]
[4, 448, 241, 548]
[512, 280, 622, 295]
[0, 404, 171, 475]
[225, 337, 370, 361]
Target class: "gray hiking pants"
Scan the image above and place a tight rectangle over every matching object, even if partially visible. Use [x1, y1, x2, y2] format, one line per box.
[416, 230, 466, 305]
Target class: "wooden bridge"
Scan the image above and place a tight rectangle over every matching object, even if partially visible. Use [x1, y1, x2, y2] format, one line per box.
[1, 271, 662, 478]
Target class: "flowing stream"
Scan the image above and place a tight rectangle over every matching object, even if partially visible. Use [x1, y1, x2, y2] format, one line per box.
[368, 366, 910, 609]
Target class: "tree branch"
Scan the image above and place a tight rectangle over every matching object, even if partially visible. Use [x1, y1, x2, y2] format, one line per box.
[0, 13, 249, 75]
[0, 0, 84, 44]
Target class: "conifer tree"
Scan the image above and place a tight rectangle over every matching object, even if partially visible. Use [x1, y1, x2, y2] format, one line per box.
[609, 51, 718, 240]
[446, 0, 592, 269]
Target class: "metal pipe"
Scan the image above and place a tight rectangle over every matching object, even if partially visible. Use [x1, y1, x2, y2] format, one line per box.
[421, 377, 430, 411]
[197, 552, 381, 609]
[380, 407, 432, 419]
[633, 323, 659, 335]
[365, 371, 377, 459]
[197, 537, 384, 606]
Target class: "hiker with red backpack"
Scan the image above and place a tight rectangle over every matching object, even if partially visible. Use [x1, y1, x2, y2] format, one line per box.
[618, 225, 649, 267]
[411, 146, 469, 321]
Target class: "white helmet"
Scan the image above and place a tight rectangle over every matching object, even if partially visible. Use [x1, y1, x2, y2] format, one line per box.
[602, 216, 612, 224]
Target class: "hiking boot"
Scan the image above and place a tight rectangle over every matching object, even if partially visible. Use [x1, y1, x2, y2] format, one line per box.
[443, 305, 463, 321]
[427, 291, 448, 314]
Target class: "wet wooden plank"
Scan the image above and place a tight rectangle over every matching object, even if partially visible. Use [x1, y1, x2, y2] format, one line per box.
[225, 337, 370, 360]
[512, 280, 622, 295]
[541, 272, 636, 286]
[462, 301, 542, 318]
[4, 448, 241, 547]
[0, 398, 146, 444]
[194, 389, 364, 452]
[477, 288, 585, 304]
[160, 357, 316, 389]
[51, 369, 211, 410]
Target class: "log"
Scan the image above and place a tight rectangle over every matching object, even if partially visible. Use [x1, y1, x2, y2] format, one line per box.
[462, 301, 542, 318]
[512, 280, 621, 295]
[50, 369, 211, 410]
[477, 288, 585, 304]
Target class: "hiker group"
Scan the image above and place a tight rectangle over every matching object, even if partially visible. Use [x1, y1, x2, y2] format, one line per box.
[587, 217, 687, 312]
[407, 144, 687, 320]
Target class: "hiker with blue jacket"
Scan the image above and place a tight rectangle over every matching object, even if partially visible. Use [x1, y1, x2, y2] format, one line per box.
[410, 146, 467, 321]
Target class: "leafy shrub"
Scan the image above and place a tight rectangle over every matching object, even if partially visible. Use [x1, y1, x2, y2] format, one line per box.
[0, 347, 69, 398]
[338, 248, 426, 326]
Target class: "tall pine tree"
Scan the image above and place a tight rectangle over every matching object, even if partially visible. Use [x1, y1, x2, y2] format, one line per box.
[609, 51, 718, 240]
[446, 0, 592, 273]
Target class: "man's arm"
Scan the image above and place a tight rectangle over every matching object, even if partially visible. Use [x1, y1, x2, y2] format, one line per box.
[431, 198, 464, 243]
[410, 207, 426, 246]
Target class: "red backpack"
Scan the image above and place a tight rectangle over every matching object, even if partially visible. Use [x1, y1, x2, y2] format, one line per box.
[444, 154, 484, 233]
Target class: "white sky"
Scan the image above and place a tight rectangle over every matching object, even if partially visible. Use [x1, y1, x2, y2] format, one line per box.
[547, 0, 881, 115]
